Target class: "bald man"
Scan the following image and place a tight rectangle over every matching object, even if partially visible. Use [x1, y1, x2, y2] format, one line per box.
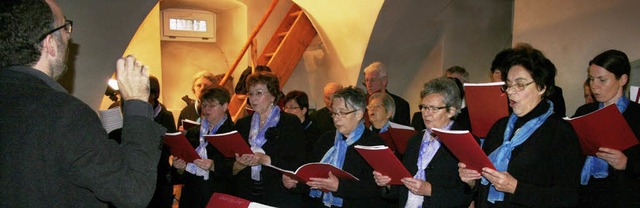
[310, 82, 343, 132]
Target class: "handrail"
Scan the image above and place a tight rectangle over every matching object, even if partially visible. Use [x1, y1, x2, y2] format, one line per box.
[219, 0, 280, 86]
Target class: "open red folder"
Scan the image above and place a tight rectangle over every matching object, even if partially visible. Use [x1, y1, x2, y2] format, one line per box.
[264, 162, 358, 183]
[204, 130, 253, 157]
[378, 123, 416, 154]
[355, 145, 412, 185]
[432, 128, 495, 172]
[163, 132, 201, 163]
[206, 193, 274, 208]
[564, 104, 639, 156]
[182, 119, 200, 130]
[463, 82, 508, 138]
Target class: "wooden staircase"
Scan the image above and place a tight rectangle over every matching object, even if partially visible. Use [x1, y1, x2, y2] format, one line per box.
[226, 3, 317, 121]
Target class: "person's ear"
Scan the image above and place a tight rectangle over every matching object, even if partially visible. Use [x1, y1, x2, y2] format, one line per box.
[620, 74, 629, 87]
[302, 107, 308, 115]
[43, 35, 58, 58]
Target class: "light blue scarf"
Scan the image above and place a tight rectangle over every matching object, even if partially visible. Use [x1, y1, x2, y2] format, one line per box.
[185, 115, 227, 180]
[482, 100, 554, 203]
[580, 96, 630, 185]
[249, 106, 280, 181]
[309, 122, 365, 207]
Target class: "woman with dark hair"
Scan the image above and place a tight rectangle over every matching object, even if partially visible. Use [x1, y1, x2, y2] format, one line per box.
[283, 86, 386, 207]
[232, 71, 306, 207]
[574, 49, 640, 207]
[172, 86, 235, 208]
[283, 90, 323, 160]
[374, 77, 472, 207]
[458, 44, 581, 207]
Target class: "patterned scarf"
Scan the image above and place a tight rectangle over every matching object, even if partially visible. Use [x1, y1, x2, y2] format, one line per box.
[482, 100, 554, 203]
[580, 96, 630, 185]
[309, 122, 365, 207]
[405, 121, 453, 208]
[185, 115, 227, 180]
[249, 106, 281, 181]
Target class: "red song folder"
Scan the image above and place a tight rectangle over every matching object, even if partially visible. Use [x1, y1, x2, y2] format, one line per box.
[432, 128, 496, 172]
[206, 193, 275, 208]
[355, 145, 412, 185]
[204, 130, 253, 157]
[564, 104, 639, 156]
[264, 162, 359, 183]
[463, 82, 509, 138]
[163, 132, 201, 163]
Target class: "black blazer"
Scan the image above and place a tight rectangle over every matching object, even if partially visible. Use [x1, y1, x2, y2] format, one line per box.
[387, 90, 411, 126]
[573, 101, 640, 207]
[311, 107, 336, 133]
[306, 128, 386, 208]
[232, 112, 306, 208]
[386, 123, 472, 208]
[475, 101, 582, 208]
[178, 119, 235, 208]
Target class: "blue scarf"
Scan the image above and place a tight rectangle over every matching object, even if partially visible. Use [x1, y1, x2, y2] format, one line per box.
[249, 106, 280, 181]
[580, 96, 630, 185]
[309, 122, 365, 207]
[482, 100, 554, 203]
[185, 116, 227, 180]
[369, 120, 390, 134]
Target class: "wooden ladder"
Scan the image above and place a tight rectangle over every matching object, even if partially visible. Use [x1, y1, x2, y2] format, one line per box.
[227, 3, 317, 121]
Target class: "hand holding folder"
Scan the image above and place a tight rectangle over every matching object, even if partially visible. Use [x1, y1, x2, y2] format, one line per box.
[355, 145, 412, 185]
[432, 128, 495, 172]
[163, 132, 201, 163]
[564, 104, 639, 156]
[264, 162, 358, 183]
[205, 130, 253, 157]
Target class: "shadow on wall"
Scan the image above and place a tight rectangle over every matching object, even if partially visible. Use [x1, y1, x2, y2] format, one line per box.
[59, 41, 80, 94]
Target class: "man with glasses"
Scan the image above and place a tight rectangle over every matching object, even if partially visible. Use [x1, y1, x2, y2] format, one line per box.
[363, 61, 411, 126]
[0, 0, 165, 207]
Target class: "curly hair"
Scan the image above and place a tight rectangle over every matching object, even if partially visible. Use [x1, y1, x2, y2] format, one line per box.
[500, 43, 557, 98]
[246, 71, 281, 102]
[0, 0, 56, 69]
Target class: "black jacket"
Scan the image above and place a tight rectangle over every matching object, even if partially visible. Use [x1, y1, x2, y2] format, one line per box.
[177, 118, 236, 208]
[475, 101, 582, 207]
[0, 66, 165, 207]
[232, 112, 306, 208]
[573, 101, 640, 207]
[306, 128, 386, 208]
[384, 123, 473, 207]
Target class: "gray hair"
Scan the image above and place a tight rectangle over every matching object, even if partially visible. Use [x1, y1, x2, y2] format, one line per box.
[332, 86, 366, 118]
[420, 77, 461, 117]
[369, 92, 395, 120]
[363, 61, 388, 77]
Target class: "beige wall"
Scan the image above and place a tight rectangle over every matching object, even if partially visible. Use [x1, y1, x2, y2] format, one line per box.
[98, 4, 163, 110]
[513, 0, 640, 115]
[57, 0, 157, 110]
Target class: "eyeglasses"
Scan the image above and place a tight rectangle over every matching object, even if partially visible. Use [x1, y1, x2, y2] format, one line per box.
[501, 81, 535, 92]
[284, 106, 301, 110]
[330, 109, 358, 117]
[200, 102, 220, 109]
[362, 77, 385, 86]
[418, 104, 448, 112]
[247, 90, 267, 97]
[38, 20, 73, 41]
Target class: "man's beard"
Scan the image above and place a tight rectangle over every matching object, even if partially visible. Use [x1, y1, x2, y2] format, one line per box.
[50, 34, 69, 80]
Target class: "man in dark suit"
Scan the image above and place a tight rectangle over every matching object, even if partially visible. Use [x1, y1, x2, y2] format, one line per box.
[0, 1, 165, 206]
[310, 82, 343, 132]
[363, 61, 411, 126]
